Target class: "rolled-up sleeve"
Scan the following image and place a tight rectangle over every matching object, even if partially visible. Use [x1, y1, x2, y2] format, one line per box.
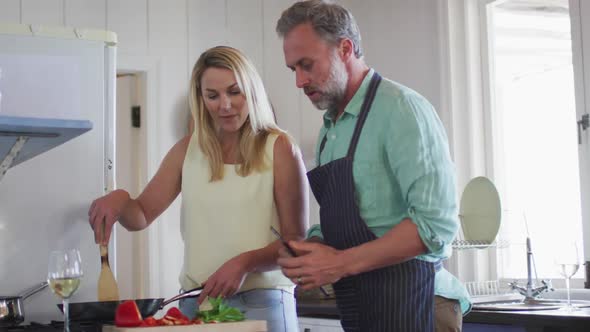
[386, 93, 459, 258]
[406, 169, 459, 255]
[306, 224, 324, 239]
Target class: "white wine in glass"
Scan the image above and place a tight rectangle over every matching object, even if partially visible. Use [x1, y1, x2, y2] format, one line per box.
[554, 242, 580, 312]
[48, 249, 83, 332]
[49, 277, 81, 299]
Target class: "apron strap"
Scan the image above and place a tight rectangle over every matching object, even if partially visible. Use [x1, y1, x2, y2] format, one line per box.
[318, 72, 383, 158]
[346, 72, 382, 159]
[319, 132, 328, 156]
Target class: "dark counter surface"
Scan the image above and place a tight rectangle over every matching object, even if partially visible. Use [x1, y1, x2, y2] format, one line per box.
[296, 298, 590, 331]
[296, 298, 340, 319]
[464, 307, 590, 330]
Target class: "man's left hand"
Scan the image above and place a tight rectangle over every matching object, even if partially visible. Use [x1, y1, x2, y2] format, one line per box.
[277, 241, 347, 290]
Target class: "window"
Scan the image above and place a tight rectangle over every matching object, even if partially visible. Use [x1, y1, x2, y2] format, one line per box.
[484, 0, 584, 281]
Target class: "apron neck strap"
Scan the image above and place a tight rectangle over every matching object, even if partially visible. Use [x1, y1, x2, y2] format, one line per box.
[346, 72, 382, 159]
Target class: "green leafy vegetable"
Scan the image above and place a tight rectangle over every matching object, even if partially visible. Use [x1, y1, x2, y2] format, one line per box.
[196, 296, 245, 323]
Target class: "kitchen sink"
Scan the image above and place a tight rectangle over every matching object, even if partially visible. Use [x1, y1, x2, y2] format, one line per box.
[473, 298, 590, 311]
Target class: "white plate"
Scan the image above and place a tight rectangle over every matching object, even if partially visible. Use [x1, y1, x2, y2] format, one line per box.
[459, 176, 502, 243]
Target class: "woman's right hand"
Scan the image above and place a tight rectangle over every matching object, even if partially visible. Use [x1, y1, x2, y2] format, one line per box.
[88, 189, 130, 245]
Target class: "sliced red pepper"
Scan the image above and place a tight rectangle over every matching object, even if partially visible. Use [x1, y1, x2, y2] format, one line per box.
[160, 317, 174, 325]
[114, 300, 143, 327]
[140, 316, 158, 327]
[141, 317, 161, 326]
[164, 307, 188, 321]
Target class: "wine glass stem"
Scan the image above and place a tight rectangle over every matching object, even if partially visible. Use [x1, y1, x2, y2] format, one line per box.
[566, 277, 572, 308]
[63, 298, 70, 332]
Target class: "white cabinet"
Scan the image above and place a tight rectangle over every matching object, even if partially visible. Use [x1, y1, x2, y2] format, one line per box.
[298, 317, 344, 332]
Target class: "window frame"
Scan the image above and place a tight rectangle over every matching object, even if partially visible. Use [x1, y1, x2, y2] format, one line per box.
[441, 0, 587, 289]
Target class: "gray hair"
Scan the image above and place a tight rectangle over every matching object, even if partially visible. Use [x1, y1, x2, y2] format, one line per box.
[276, 0, 363, 58]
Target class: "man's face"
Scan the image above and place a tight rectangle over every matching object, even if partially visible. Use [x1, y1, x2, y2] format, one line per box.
[283, 23, 348, 110]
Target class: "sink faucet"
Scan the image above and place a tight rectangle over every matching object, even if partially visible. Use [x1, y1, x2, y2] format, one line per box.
[508, 237, 554, 301]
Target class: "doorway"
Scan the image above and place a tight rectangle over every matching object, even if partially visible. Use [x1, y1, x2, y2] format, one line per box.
[114, 71, 149, 299]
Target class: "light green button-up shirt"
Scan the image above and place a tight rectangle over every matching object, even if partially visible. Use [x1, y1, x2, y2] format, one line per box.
[307, 69, 471, 314]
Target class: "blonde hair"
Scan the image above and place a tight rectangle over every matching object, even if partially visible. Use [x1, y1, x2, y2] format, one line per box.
[189, 46, 285, 181]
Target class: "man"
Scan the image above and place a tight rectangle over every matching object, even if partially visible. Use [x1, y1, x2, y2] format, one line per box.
[275, 1, 471, 331]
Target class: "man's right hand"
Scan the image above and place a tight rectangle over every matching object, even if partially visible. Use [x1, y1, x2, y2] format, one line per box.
[307, 236, 325, 244]
[88, 189, 130, 245]
[277, 236, 324, 259]
[277, 240, 345, 290]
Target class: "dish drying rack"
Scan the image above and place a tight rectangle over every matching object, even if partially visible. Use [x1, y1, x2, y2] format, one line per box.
[465, 280, 503, 297]
[452, 226, 513, 298]
[452, 223, 510, 250]
[465, 280, 524, 304]
[452, 238, 510, 250]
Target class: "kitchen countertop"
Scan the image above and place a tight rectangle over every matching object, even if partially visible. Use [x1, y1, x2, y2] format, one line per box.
[464, 308, 590, 331]
[102, 320, 267, 332]
[296, 298, 340, 319]
[296, 298, 590, 331]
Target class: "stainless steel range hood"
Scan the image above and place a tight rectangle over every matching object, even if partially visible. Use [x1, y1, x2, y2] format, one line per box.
[0, 115, 92, 181]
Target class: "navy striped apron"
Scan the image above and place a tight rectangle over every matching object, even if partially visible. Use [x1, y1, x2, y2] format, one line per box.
[307, 73, 437, 332]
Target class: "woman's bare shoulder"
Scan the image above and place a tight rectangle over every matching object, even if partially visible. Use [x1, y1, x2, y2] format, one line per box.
[273, 133, 302, 164]
[163, 134, 193, 168]
[177, 134, 192, 150]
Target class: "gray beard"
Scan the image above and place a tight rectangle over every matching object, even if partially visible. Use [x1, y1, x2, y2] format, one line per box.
[312, 55, 348, 111]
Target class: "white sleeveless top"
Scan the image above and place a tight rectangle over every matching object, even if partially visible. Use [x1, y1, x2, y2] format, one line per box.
[179, 132, 294, 292]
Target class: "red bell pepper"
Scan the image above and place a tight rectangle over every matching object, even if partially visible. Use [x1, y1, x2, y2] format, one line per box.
[161, 307, 190, 325]
[164, 307, 187, 321]
[114, 300, 143, 327]
[139, 316, 158, 327]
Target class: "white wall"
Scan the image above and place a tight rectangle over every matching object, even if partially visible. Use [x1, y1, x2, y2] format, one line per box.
[0, 0, 447, 301]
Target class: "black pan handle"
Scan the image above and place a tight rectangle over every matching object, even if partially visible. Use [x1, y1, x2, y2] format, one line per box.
[160, 286, 204, 308]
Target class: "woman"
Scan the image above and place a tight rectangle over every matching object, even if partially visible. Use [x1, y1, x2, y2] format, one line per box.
[88, 46, 308, 331]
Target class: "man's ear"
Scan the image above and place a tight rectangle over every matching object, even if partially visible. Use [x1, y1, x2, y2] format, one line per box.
[339, 38, 355, 60]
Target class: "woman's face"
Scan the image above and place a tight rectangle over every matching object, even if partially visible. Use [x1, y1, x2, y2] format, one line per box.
[200, 67, 249, 135]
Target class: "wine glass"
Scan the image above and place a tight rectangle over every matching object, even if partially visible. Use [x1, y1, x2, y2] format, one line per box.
[553, 242, 580, 312]
[48, 249, 83, 332]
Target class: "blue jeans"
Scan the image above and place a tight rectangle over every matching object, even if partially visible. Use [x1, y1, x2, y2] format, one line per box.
[179, 288, 298, 332]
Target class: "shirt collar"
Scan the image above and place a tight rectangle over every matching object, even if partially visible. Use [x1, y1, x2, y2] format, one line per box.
[322, 68, 375, 127]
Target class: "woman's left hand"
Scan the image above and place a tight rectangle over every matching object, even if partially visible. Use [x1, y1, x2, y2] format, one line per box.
[197, 254, 250, 304]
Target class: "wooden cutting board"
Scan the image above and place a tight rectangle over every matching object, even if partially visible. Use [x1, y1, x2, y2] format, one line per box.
[102, 320, 267, 332]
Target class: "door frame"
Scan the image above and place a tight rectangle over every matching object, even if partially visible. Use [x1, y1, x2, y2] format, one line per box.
[116, 55, 162, 299]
